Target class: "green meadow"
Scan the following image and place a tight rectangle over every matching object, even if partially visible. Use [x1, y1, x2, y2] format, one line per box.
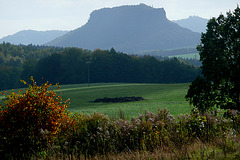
[56, 83, 191, 119]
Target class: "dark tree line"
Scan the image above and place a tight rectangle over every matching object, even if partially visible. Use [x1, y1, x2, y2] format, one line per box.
[0, 42, 64, 90]
[21, 47, 201, 86]
[0, 43, 201, 90]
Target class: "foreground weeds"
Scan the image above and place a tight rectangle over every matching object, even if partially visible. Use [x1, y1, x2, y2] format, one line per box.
[1, 80, 240, 159]
[42, 109, 240, 160]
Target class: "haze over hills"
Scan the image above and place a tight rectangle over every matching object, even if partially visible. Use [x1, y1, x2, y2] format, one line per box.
[173, 16, 209, 33]
[0, 30, 68, 45]
[47, 4, 201, 54]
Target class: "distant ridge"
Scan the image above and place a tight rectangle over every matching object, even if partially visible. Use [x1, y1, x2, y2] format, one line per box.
[173, 16, 209, 33]
[47, 4, 201, 53]
[0, 30, 68, 45]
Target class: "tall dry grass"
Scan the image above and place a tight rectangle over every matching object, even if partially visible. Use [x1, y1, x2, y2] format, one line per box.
[30, 108, 240, 160]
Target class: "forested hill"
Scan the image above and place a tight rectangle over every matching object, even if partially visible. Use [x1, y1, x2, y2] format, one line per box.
[0, 30, 68, 45]
[0, 43, 200, 90]
[47, 4, 201, 53]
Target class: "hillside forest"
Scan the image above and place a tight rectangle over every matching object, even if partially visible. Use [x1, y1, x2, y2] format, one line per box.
[0, 42, 201, 90]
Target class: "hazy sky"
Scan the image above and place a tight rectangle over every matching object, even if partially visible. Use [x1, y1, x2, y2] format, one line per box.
[0, 0, 239, 39]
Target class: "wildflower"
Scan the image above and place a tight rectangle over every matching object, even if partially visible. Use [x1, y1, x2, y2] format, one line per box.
[105, 131, 110, 137]
[64, 141, 69, 146]
[148, 118, 154, 122]
[97, 127, 102, 131]
[200, 122, 205, 128]
[227, 128, 237, 138]
[39, 128, 45, 135]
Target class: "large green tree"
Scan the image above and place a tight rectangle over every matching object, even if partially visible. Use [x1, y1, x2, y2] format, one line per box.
[186, 6, 240, 111]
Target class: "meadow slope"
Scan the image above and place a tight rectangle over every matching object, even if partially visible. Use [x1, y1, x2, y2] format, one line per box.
[57, 83, 191, 119]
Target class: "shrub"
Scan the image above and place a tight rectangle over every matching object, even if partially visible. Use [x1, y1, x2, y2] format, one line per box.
[224, 109, 240, 133]
[0, 77, 70, 159]
[55, 112, 115, 157]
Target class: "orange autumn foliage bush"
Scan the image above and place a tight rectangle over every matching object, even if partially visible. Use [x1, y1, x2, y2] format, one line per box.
[0, 77, 70, 159]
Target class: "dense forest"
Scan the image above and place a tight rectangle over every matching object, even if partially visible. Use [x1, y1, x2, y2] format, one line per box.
[0, 42, 64, 89]
[0, 42, 201, 90]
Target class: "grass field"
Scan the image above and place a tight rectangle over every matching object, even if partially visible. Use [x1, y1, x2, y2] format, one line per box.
[0, 83, 192, 119]
[55, 83, 192, 119]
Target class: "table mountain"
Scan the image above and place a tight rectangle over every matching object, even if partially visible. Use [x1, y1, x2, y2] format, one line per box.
[47, 4, 200, 53]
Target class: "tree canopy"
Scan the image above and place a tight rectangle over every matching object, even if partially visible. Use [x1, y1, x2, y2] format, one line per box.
[29, 48, 200, 85]
[0, 43, 201, 90]
[186, 6, 240, 112]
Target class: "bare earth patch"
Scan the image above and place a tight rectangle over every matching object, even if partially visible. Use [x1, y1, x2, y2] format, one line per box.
[93, 96, 145, 103]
